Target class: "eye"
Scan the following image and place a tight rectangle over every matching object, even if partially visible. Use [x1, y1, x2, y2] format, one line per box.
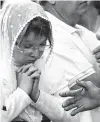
[40, 41, 46, 47]
[15, 41, 18, 46]
[24, 44, 33, 48]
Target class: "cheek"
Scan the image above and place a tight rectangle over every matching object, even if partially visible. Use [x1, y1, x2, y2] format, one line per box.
[13, 47, 27, 64]
[63, 2, 78, 15]
[39, 50, 44, 57]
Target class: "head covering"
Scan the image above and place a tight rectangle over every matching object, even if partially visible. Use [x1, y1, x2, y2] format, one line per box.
[0, 2, 51, 99]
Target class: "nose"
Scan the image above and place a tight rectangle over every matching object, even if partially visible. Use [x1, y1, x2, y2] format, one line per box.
[87, 1, 91, 5]
[31, 49, 40, 58]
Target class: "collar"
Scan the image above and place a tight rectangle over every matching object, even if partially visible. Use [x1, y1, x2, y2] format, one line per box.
[45, 11, 80, 34]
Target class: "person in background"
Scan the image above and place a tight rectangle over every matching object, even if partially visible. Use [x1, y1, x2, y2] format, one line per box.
[0, 0, 4, 9]
[78, 1, 100, 33]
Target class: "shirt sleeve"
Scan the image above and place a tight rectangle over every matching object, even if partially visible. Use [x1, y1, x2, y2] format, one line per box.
[4, 87, 32, 122]
[47, 24, 95, 89]
[76, 24, 100, 52]
[31, 90, 70, 122]
[51, 41, 95, 88]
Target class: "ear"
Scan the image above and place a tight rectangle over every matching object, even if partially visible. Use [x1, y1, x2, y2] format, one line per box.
[48, 1, 56, 5]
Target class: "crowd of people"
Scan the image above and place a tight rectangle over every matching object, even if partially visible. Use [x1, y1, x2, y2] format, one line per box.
[1, 1, 100, 122]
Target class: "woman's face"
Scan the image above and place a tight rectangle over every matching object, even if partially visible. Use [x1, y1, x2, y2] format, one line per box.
[13, 25, 47, 66]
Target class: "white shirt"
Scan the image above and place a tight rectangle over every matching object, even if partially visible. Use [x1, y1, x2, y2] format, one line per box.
[32, 12, 100, 122]
[39, 11, 100, 93]
[1, 86, 32, 122]
[2, 12, 100, 122]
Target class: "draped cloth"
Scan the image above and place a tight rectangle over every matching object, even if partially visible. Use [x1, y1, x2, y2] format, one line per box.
[0, 2, 50, 122]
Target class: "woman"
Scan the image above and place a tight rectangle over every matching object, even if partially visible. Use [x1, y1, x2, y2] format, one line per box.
[0, 2, 53, 122]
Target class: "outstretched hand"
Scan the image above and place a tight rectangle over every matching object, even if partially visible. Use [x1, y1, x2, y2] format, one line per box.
[60, 80, 100, 116]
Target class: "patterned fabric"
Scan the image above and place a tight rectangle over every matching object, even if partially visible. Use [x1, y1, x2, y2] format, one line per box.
[0, 2, 51, 122]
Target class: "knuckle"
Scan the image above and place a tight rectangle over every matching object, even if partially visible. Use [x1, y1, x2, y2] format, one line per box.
[97, 59, 100, 63]
[87, 81, 92, 87]
[95, 53, 100, 59]
[65, 100, 70, 105]
[32, 66, 38, 70]
[70, 98, 75, 103]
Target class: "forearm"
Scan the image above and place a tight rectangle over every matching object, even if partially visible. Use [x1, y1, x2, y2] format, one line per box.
[4, 88, 32, 122]
[31, 90, 67, 122]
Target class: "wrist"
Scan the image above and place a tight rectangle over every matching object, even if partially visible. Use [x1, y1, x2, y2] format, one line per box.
[19, 85, 31, 95]
[95, 88, 100, 107]
[98, 88, 100, 104]
[30, 89, 40, 103]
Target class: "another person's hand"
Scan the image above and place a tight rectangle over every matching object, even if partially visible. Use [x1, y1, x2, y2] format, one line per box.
[93, 34, 100, 63]
[59, 81, 100, 116]
[17, 63, 41, 102]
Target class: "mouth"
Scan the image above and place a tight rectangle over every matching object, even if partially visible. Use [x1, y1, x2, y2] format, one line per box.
[79, 1, 87, 5]
[13, 57, 36, 66]
[78, 1, 88, 11]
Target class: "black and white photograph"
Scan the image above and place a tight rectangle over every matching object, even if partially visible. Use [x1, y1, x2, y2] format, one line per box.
[1, 0, 100, 122]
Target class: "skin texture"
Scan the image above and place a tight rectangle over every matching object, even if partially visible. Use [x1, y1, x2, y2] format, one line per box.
[13, 21, 48, 102]
[13, 29, 47, 67]
[60, 80, 100, 116]
[17, 63, 41, 102]
[93, 34, 100, 63]
[43, 1, 89, 26]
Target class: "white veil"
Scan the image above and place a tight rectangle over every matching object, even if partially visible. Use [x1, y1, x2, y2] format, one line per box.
[0, 2, 51, 121]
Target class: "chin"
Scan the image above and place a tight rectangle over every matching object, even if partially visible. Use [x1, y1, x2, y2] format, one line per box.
[14, 61, 35, 67]
[21, 61, 35, 66]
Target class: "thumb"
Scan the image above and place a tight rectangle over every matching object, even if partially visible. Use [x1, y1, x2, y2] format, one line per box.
[76, 81, 92, 90]
[59, 88, 83, 97]
[33, 78, 40, 89]
[96, 33, 100, 40]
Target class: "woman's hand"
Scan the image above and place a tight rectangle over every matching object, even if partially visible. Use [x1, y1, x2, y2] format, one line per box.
[17, 63, 41, 102]
[60, 81, 100, 116]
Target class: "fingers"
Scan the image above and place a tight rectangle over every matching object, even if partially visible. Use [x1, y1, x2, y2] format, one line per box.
[62, 97, 80, 108]
[59, 88, 83, 97]
[71, 106, 84, 116]
[30, 71, 41, 79]
[27, 66, 39, 76]
[22, 64, 36, 73]
[95, 52, 100, 60]
[33, 78, 39, 89]
[93, 44, 100, 62]
[76, 81, 91, 90]
[64, 103, 78, 111]
[76, 80, 93, 91]
[96, 33, 100, 40]
[93, 45, 100, 55]
[96, 59, 100, 63]
[59, 90, 73, 97]
[17, 63, 33, 73]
